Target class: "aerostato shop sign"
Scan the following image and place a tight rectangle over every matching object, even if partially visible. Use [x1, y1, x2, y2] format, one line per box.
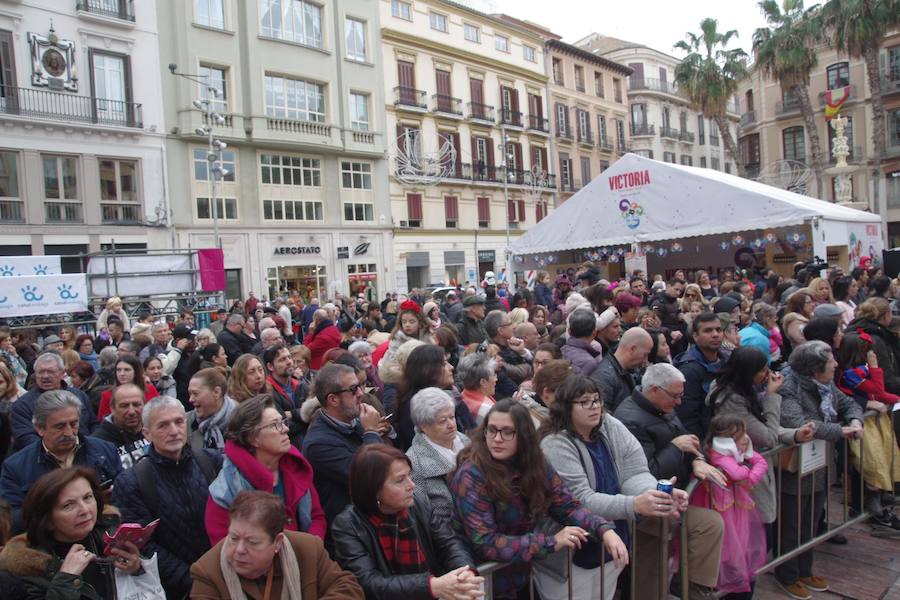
[273, 246, 321, 256]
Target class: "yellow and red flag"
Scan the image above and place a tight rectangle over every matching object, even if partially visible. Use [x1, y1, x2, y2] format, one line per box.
[824, 86, 851, 121]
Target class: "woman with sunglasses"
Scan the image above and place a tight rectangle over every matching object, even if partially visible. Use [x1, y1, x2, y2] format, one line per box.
[450, 400, 627, 599]
[205, 395, 326, 546]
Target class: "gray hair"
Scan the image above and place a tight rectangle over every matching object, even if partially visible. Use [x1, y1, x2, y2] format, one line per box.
[33, 389, 82, 428]
[456, 352, 496, 391]
[568, 308, 597, 339]
[151, 322, 169, 335]
[260, 328, 282, 346]
[315, 363, 356, 404]
[788, 340, 833, 377]
[483, 310, 506, 338]
[226, 313, 245, 327]
[410, 387, 456, 427]
[752, 302, 777, 323]
[117, 340, 141, 354]
[142, 395, 185, 429]
[99, 346, 118, 368]
[641, 363, 686, 391]
[34, 351, 64, 371]
[258, 317, 276, 331]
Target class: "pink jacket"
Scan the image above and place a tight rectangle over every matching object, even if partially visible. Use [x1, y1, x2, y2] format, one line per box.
[691, 449, 768, 512]
[205, 440, 327, 545]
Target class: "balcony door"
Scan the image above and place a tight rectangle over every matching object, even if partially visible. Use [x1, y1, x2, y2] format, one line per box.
[435, 69, 451, 112]
[397, 60, 416, 104]
[91, 50, 132, 125]
[0, 30, 17, 113]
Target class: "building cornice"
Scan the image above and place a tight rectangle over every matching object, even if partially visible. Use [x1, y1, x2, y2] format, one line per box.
[432, 1, 547, 43]
[382, 28, 548, 83]
[546, 39, 632, 76]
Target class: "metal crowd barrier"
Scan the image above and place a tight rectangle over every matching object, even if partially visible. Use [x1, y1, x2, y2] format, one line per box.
[679, 410, 889, 598]
[477, 410, 892, 599]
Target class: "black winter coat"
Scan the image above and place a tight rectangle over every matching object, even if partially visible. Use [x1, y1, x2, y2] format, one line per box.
[112, 445, 223, 600]
[217, 328, 256, 366]
[589, 354, 636, 412]
[331, 498, 476, 600]
[613, 390, 695, 489]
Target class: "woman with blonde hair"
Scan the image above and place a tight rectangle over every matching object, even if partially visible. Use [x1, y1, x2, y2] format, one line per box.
[508, 307, 529, 326]
[58, 325, 78, 351]
[226, 353, 267, 403]
[806, 277, 834, 306]
[681, 284, 708, 309]
[97, 296, 130, 332]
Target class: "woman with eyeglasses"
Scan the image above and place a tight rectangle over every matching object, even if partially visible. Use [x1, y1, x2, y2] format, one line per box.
[450, 400, 626, 599]
[205, 395, 326, 546]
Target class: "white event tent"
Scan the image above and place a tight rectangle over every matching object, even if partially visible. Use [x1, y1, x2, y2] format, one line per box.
[511, 154, 882, 268]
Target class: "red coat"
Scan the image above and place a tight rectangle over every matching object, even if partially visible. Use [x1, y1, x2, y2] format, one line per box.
[205, 440, 326, 545]
[305, 322, 341, 370]
[97, 384, 159, 420]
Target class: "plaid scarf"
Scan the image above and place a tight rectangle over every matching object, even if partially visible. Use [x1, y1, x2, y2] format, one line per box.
[368, 509, 428, 575]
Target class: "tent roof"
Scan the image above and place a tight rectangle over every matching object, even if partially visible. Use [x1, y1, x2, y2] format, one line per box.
[511, 154, 879, 255]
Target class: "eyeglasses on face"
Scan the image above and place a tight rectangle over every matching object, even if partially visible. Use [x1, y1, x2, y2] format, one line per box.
[258, 417, 290, 432]
[576, 394, 602, 410]
[335, 383, 363, 395]
[485, 426, 517, 440]
[659, 387, 684, 401]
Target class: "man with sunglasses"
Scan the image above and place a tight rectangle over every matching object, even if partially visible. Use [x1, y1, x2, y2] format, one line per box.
[614, 363, 726, 600]
[302, 363, 387, 549]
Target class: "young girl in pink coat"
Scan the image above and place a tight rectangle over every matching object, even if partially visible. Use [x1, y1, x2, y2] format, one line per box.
[691, 415, 769, 598]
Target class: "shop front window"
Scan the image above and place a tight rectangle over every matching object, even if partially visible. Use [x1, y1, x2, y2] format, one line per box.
[348, 263, 378, 301]
[268, 264, 327, 302]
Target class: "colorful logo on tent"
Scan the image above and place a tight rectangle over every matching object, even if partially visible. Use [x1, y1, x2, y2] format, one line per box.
[619, 199, 643, 229]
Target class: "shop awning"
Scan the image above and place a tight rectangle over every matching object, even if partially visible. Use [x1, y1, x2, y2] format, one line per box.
[510, 153, 880, 256]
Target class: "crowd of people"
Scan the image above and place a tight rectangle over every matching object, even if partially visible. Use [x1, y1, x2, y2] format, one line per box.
[0, 260, 896, 600]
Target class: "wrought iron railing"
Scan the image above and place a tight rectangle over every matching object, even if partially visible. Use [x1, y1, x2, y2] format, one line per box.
[393, 86, 427, 110]
[679, 130, 695, 143]
[627, 77, 680, 96]
[527, 115, 550, 133]
[775, 97, 803, 115]
[500, 109, 523, 127]
[659, 126, 680, 140]
[467, 102, 494, 123]
[0, 84, 143, 128]
[740, 110, 756, 127]
[0, 200, 24, 223]
[101, 203, 142, 224]
[630, 123, 655, 137]
[432, 94, 462, 116]
[76, 0, 135, 22]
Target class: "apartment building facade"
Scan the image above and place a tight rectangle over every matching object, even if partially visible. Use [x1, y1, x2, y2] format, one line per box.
[0, 0, 167, 267]
[576, 34, 741, 174]
[736, 33, 900, 246]
[382, 0, 553, 290]
[546, 39, 631, 201]
[158, 0, 392, 303]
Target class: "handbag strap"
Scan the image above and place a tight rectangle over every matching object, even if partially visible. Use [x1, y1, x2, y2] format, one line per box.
[262, 564, 274, 600]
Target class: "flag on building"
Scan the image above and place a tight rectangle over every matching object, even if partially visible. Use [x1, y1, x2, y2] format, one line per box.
[824, 86, 851, 121]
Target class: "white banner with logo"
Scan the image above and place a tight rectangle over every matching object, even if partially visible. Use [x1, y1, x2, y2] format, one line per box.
[0, 256, 62, 277]
[0, 274, 89, 317]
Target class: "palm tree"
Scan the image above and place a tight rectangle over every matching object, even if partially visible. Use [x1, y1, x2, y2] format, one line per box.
[753, 0, 828, 198]
[674, 18, 748, 177]
[819, 0, 900, 210]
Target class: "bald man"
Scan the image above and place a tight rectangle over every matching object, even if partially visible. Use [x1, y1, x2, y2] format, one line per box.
[514, 322, 540, 352]
[590, 327, 653, 411]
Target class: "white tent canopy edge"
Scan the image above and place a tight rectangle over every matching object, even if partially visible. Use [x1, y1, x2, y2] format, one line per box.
[510, 154, 880, 257]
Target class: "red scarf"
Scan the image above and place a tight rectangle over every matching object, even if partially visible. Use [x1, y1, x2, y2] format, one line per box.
[367, 509, 428, 575]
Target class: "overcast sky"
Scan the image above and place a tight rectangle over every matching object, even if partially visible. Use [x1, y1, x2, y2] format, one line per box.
[482, 0, 770, 58]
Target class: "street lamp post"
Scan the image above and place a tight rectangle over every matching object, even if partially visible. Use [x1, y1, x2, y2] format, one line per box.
[168, 64, 228, 248]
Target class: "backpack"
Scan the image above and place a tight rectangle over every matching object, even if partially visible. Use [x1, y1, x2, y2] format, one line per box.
[133, 450, 218, 517]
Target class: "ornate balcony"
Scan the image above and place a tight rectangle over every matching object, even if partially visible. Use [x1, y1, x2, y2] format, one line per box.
[526, 115, 550, 134]
[0, 84, 143, 128]
[740, 110, 756, 128]
[467, 102, 494, 124]
[431, 94, 462, 117]
[659, 126, 680, 140]
[76, 0, 135, 22]
[499, 109, 523, 128]
[630, 123, 655, 137]
[393, 86, 427, 111]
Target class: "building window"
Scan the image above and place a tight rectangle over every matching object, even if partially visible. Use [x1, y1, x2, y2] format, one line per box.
[631, 103, 647, 128]
[826, 62, 850, 90]
[663, 152, 676, 163]
[260, 154, 321, 186]
[536, 201, 545, 223]
[344, 201, 373, 222]
[391, 0, 412, 20]
[697, 116, 706, 144]
[345, 18, 366, 61]
[559, 153, 571, 187]
[580, 156, 591, 183]
[0, 151, 22, 222]
[349, 92, 369, 131]
[99, 159, 140, 223]
[725, 162, 732, 174]
[194, 0, 225, 29]
[444, 196, 458, 228]
[464, 23, 480, 42]
[523, 45, 536, 63]
[477, 196, 490, 228]
[711, 156, 720, 170]
[574, 65, 585, 92]
[594, 72, 604, 97]
[196, 197, 237, 220]
[429, 12, 448, 33]
[495, 35, 509, 53]
[43, 155, 81, 222]
[264, 74, 325, 123]
[782, 126, 806, 162]
[406, 193, 423, 227]
[739, 133, 761, 168]
[597, 114, 608, 145]
[194, 148, 235, 182]
[680, 155, 692, 166]
[615, 119, 626, 150]
[198, 64, 227, 113]
[259, 0, 322, 48]
[341, 161, 372, 189]
[700, 157, 707, 168]
[556, 103, 569, 136]
[613, 78, 622, 103]
[91, 51, 132, 125]
[552, 58, 563, 85]
[263, 199, 321, 221]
